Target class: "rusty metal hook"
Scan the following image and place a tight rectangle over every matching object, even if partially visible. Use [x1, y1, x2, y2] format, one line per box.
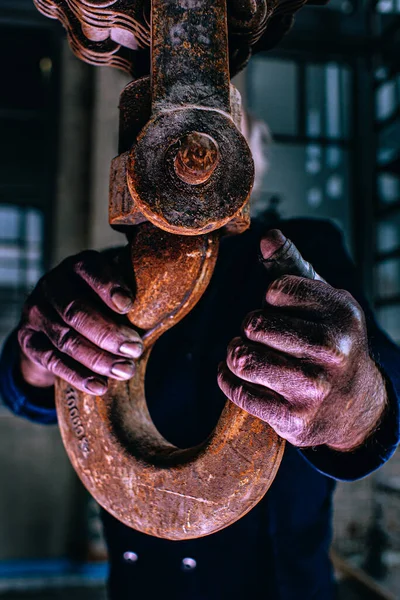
[32, 0, 315, 539]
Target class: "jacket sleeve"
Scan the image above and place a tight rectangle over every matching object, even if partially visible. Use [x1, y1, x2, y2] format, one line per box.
[280, 218, 400, 481]
[0, 330, 57, 425]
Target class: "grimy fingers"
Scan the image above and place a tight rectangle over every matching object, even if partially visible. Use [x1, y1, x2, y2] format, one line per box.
[258, 230, 362, 321]
[25, 303, 138, 378]
[260, 229, 325, 283]
[64, 248, 135, 314]
[217, 362, 306, 444]
[18, 329, 109, 395]
[41, 318, 136, 381]
[242, 309, 350, 367]
[38, 283, 143, 359]
[226, 336, 328, 407]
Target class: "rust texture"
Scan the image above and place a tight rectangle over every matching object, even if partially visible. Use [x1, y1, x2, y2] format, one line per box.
[56, 223, 285, 540]
[126, 105, 254, 235]
[33, 0, 324, 540]
[110, 79, 252, 235]
[151, 0, 230, 113]
[173, 132, 220, 186]
[125, 0, 254, 235]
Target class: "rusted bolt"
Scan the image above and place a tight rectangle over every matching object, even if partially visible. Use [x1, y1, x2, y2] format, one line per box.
[173, 132, 219, 185]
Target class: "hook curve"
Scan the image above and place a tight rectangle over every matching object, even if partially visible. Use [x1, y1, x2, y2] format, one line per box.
[55, 223, 285, 540]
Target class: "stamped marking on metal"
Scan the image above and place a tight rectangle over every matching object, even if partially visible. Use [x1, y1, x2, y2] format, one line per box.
[65, 387, 90, 456]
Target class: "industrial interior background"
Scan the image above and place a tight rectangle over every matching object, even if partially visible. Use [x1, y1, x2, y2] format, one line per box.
[0, 0, 399, 598]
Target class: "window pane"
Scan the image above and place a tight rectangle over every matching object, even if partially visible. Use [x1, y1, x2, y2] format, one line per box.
[377, 146, 399, 166]
[377, 215, 400, 253]
[376, 79, 398, 121]
[340, 67, 352, 139]
[26, 209, 43, 243]
[255, 142, 351, 237]
[378, 119, 400, 154]
[377, 173, 400, 204]
[306, 63, 352, 140]
[375, 259, 400, 298]
[306, 65, 324, 137]
[377, 305, 400, 343]
[326, 64, 341, 138]
[248, 58, 298, 136]
[376, 0, 400, 12]
[0, 206, 20, 240]
[0, 205, 44, 348]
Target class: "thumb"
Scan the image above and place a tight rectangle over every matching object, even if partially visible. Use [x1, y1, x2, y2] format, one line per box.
[260, 229, 325, 283]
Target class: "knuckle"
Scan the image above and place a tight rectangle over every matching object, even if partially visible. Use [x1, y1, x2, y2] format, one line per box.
[63, 299, 85, 327]
[217, 367, 228, 394]
[25, 304, 43, 328]
[322, 340, 348, 367]
[227, 339, 250, 373]
[231, 381, 248, 409]
[42, 350, 60, 372]
[266, 275, 299, 303]
[312, 373, 331, 403]
[337, 288, 355, 304]
[90, 353, 107, 373]
[96, 325, 117, 349]
[337, 290, 365, 325]
[348, 302, 365, 328]
[326, 335, 353, 367]
[243, 311, 264, 339]
[300, 368, 330, 404]
[54, 327, 76, 354]
[217, 367, 247, 409]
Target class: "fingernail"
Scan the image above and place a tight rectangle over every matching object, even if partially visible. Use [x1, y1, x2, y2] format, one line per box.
[111, 361, 135, 380]
[260, 230, 286, 260]
[120, 341, 143, 359]
[85, 378, 108, 395]
[111, 288, 133, 313]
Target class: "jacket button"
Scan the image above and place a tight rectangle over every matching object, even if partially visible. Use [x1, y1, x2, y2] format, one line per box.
[181, 557, 197, 571]
[123, 551, 138, 563]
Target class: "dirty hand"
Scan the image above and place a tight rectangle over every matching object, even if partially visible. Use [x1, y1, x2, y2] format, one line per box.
[218, 230, 387, 451]
[17, 248, 143, 396]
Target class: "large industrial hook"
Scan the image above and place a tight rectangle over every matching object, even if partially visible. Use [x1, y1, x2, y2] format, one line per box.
[34, 0, 315, 539]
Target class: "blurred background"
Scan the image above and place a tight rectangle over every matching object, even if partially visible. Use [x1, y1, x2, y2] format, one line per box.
[0, 0, 399, 598]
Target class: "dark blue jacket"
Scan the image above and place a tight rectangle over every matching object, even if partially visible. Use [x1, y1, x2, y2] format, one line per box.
[1, 218, 400, 600]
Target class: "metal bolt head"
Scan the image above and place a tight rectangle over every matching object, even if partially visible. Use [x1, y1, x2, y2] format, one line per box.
[173, 132, 219, 185]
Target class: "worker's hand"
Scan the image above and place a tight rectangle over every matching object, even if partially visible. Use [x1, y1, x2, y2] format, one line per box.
[16, 248, 143, 396]
[218, 230, 387, 452]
